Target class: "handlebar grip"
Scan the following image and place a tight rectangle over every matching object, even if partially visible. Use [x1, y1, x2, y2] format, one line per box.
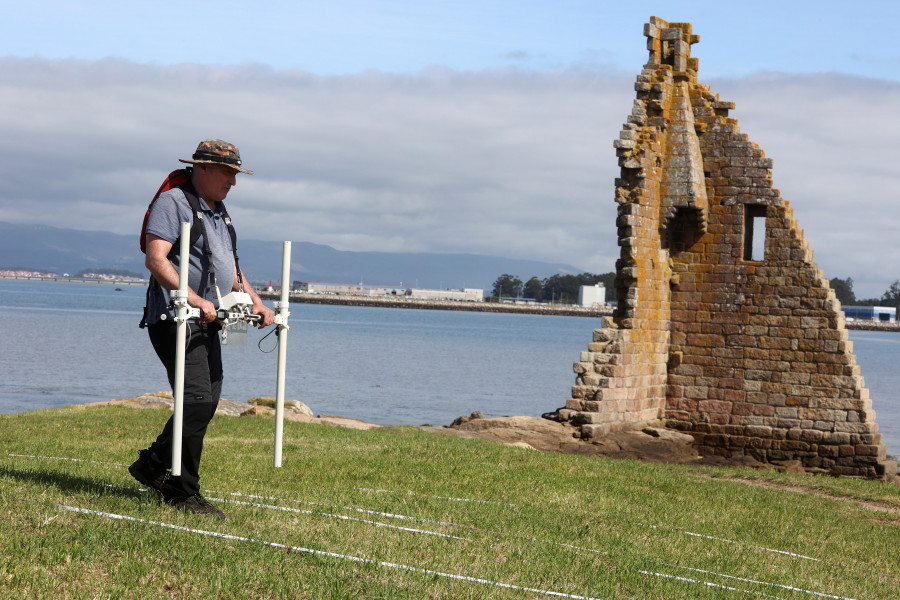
[216, 310, 262, 322]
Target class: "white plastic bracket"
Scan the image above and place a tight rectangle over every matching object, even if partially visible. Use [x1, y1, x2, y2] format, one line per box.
[273, 301, 291, 329]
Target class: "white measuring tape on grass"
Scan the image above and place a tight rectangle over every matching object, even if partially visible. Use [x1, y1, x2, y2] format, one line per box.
[642, 523, 822, 562]
[655, 564, 859, 600]
[202, 493, 472, 541]
[214, 488, 607, 556]
[58, 504, 604, 600]
[58, 501, 860, 600]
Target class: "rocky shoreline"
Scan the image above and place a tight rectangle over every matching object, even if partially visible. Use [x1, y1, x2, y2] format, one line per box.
[83, 392, 382, 431]
[83, 392, 837, 475]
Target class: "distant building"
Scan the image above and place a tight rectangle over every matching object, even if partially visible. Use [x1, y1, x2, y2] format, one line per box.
[578, 283, 606, 307]
[842, 305, 896, 322]
[498, 296, 538, 305]
[407, 288, 483, 302]
[293, 281, 405, 297]
[293, 281, 483, 302]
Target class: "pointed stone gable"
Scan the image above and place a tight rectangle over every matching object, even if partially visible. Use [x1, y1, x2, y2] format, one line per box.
[549, 17, 895, 479]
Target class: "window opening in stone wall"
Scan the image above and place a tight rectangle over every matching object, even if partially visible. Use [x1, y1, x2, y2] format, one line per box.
[743, 205, 767, 262]
[667, 208, 701, 257]
[661, 40, 673, 66]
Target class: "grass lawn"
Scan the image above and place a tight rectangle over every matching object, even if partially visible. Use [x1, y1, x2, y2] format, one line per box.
[1, 404, 899, 599]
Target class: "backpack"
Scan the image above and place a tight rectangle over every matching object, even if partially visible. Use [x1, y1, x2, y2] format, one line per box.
[141, 168, 201, 253]
[139, 167, 242, 327]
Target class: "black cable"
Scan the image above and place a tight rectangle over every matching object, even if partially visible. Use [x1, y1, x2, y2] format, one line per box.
[257, 326, 278, 353]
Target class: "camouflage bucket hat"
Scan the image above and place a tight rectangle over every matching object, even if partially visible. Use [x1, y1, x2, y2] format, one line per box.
[179, 139, 253, 174]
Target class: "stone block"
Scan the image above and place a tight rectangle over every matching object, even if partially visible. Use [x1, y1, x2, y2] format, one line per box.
[781, 440, 810, 452]
[855, 444, 885, 459]
[800, 428, 824, 443]
[748, 437, 772, 449]
[826, 431, 852, 445]
[746, 425, 772, 438]
[570, 386, 593, 399]
[580, 424, 608, 439]
[573, 412, 607, 425]
[876, 460, 898, 479]
[818, 445, 838, 458]
[774, 407, 798, 419]
[834, 421, 875, 434]
[698, 399, 732, 414]
[839, 444, 856, 457]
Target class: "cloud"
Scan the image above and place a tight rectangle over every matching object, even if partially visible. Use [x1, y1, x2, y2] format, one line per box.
[0, 58, 629, 272]
[0, 58, 898, 297]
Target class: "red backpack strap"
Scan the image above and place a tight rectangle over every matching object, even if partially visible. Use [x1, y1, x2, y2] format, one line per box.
[140, 168, 192, 253]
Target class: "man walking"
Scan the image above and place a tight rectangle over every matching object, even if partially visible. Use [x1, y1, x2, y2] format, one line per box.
[130, 139, 275, 519]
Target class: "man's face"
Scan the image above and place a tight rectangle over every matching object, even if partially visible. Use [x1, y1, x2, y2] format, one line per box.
[195, 163, 238, 203]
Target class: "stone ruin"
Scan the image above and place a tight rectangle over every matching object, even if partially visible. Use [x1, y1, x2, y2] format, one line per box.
[546, 17, 896, 479]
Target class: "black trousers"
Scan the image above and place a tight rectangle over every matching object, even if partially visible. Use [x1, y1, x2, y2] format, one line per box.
[144, 321, 222, 497]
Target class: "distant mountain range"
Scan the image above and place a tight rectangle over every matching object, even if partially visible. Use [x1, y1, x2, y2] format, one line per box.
[0, 221, 586, 291]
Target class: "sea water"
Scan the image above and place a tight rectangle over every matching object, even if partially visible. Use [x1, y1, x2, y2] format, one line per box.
[1, 279, 898, 455]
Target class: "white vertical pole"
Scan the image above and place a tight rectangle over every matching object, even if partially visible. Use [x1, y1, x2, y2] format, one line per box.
[273, 241, 291, 468]
[171, 221, 191, 477]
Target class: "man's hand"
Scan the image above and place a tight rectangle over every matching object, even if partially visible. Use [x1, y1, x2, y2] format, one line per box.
[252, 303, 276, 328]
[146, 235, 218, 324]
[190, 297, 218, 323]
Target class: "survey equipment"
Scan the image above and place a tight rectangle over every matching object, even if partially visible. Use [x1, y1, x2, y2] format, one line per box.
[168, 222, 292, 475]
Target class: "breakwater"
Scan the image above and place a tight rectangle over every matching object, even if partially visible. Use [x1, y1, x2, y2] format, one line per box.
[843, 320, 900, 332]
[259, 290, 900, 328]
[0, 275, 146, 286]
[258, 291, 610, 318]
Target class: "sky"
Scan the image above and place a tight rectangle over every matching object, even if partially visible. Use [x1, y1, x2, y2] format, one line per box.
[1, 0, 899, 297]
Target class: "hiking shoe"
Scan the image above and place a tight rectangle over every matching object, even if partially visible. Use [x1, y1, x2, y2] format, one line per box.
[168, 494, 226, 520]
[128, 457, 169, 498]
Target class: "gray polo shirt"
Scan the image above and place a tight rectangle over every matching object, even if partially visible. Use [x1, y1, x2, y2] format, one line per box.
[144, 187, 237, 325]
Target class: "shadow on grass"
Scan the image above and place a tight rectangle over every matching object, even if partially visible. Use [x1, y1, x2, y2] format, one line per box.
[0, 463, 148, 501]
